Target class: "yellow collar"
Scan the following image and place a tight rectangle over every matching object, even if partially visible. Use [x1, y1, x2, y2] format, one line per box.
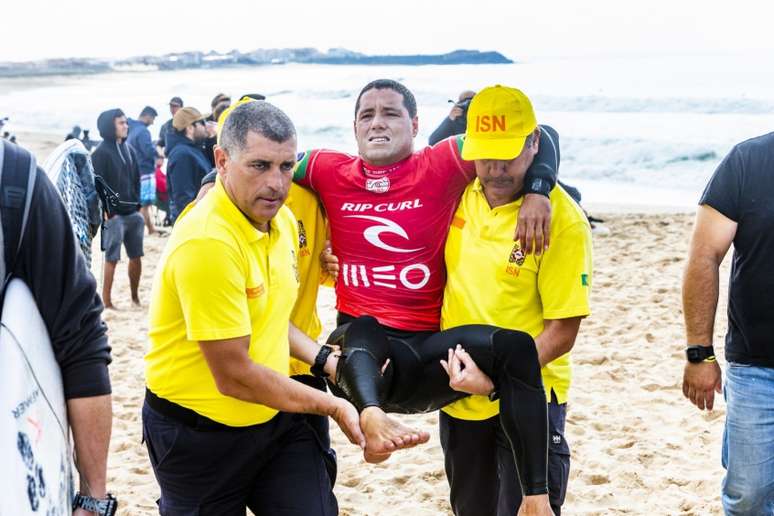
[472, 178, 524, 210]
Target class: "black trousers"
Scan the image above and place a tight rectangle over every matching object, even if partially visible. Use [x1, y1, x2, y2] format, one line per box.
[291, 374, 337, 486]
[142, 398, 337, 516]
[329, 314, 549, 496]
[440, 392, 570, 516]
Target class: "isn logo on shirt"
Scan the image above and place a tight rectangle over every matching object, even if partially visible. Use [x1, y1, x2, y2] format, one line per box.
[505, 243, 525, 276]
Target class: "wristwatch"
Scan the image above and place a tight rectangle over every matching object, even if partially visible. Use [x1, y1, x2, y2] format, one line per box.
[311, 345, 334, 378]
[72, 492, 118, 516]
[526, 177, 551, 197]
[685, 345, 716, 364]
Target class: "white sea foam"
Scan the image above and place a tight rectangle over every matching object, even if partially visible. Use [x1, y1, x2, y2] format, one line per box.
[1, 54, 772, 208]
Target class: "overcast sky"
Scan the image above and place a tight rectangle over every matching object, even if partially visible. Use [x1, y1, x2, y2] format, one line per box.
[2, 0, 773, 62]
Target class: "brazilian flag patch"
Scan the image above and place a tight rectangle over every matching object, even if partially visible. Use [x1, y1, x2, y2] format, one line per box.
[581, 273, 589, 286]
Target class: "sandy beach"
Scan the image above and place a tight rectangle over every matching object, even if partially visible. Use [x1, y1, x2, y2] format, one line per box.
[24, 133, 729, 515]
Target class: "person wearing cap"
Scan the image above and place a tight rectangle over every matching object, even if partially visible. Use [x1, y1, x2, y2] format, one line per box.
[144, 100, 363, 514]
[92, 108, 144, 309]
[165, 106, 212, 224]
[203, 93, 232, 167]
[127, 105, 160, 235]
[158, 96, 184, 150]
[439, 86, 592, 516]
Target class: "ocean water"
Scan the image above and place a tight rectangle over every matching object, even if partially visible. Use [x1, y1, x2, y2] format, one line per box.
[1, 54, 773, 208]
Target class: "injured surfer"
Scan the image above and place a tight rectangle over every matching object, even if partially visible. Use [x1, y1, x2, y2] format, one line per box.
[295, 80, 559, 514]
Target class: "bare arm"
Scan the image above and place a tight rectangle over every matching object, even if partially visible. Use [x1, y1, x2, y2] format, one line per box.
[443, 318, 582, 396]
[199, 336, 363, 446]
[682, 205, 736, 410]
[683, 205, 736, 344]
[534, 317, 583, 368]
[288, 322, 340, 378]
[68, 395, 112, 498]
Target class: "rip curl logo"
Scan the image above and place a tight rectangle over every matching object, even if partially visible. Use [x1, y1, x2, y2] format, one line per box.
[344, 215, 424, 254]
[365, 177, 390, 193]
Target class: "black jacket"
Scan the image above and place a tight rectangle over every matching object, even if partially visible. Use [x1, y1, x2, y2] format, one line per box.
[92, 109, 140, 214]
[166, 131, 212, 223]
[2, 142, 111, 399]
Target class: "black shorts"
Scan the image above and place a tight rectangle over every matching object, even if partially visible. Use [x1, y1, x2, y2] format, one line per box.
[102, 212, 144, 262]
[142, 400, 337, 516]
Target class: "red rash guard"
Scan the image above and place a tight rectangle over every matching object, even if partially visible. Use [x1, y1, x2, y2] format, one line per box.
[294, 136, 474, 331]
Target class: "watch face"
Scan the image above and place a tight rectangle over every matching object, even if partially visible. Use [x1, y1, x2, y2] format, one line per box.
[686, 347, 702, 363]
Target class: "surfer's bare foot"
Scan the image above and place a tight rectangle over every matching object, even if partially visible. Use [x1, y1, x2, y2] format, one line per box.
[132, 298, 142, 307]
[104, 303, 118, 310]
[360, 407, 429, 463]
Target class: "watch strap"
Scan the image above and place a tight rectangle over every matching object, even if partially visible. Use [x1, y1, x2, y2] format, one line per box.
[686, 345, 715, 363]
[311, 345, 334, 378]
[525, 177, 551, 197]
[73, 493, 118, 516]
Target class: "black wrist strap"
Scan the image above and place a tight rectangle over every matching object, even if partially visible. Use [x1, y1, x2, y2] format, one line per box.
[73, 492, 118, 516]
[311, 345, 334, 378]
[525, 177, 551, 197]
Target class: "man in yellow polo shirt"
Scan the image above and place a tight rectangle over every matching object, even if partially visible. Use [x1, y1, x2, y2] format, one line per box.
[197, 96, 339, 486]
[143, 101, 363, 515]
[439, 86, 592, 516]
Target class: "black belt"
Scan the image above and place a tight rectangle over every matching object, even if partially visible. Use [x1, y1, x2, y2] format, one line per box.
[145, 388, 242, 431]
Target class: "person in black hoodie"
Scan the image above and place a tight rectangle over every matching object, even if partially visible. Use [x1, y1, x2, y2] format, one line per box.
[92, 108, 143, 309]
[166, 106, 212, 224]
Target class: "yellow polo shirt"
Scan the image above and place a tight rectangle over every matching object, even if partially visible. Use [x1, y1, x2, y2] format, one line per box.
[442, 180, 592, 420]
[145, 177, 300, 427]
[286, 184, 330, 376]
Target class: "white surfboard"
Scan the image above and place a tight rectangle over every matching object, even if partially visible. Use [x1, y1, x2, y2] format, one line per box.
[0, 279, 72, 515]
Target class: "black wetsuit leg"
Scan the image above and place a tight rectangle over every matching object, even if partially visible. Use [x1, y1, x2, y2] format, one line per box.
[329, 316, 549, 497]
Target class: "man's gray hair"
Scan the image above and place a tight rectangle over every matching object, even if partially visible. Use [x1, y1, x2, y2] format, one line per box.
[220, 101, 296, 157]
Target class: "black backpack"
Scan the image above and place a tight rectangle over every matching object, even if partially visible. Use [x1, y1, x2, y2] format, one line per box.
[0, 140, 36, 294]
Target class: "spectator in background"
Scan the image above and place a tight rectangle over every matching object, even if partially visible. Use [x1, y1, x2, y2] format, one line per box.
[203, 93, 231, 166]
[81, 129, 96, 151]
[91, 108, 143, 309]
[154, 152, 170, 226]
[127, 106, 160, 235]
[166, 107, 210, 223]
[65, 125, 82, 141]
[158, 96, 184, 151]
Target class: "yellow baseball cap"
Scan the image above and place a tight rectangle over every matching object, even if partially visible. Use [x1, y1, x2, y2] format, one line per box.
[461, 85, 537, 161]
